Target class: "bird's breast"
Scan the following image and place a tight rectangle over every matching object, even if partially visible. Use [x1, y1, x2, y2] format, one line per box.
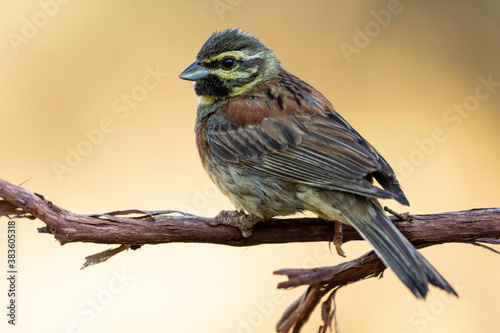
[202, 157, 305, 219]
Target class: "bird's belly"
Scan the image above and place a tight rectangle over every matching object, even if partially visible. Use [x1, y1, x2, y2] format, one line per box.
[205, 160, 304, 219]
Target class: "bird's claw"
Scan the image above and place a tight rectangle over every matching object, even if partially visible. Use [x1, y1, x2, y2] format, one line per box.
[333, 221, 346, 257]
[209, 210, 262, 238]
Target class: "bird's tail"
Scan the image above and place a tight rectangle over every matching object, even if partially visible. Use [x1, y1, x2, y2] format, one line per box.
[343, 200, 457, 298]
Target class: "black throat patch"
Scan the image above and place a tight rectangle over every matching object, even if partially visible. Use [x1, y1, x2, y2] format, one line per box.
[195, 74, 232, 97]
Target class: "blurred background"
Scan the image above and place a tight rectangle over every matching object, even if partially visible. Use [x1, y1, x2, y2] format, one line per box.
[1, 0, 499, 332]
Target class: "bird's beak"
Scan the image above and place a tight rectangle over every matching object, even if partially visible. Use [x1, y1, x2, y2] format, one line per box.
[178, 60, 210, 81]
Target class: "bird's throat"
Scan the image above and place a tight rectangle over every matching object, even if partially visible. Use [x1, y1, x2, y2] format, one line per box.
[199, 95, 217, 105]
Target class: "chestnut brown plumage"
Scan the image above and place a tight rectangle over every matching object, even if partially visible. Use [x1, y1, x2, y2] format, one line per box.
[179, 28, 456, 298]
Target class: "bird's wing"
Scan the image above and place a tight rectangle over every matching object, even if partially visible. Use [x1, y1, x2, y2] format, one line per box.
[204, 71, 409, 205]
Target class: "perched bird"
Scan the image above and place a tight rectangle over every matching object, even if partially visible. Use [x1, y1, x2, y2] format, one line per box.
[179, 28, 456, 298]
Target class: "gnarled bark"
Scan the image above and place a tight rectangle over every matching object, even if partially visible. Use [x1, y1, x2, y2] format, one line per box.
[1, 178, 499, 332]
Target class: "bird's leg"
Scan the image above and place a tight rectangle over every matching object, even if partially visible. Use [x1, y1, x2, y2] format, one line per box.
[333, 221, 346, 257]
[209, 210, 262, 238]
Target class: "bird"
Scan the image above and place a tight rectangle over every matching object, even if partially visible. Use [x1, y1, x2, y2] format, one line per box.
[179, 28, 456, 299]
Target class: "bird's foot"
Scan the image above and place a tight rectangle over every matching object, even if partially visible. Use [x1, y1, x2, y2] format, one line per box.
[209, 210, 262, 238]
[333, 221, 346, 257]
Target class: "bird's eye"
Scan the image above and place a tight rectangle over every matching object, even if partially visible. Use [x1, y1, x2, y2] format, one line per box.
[221, 56, 236, 69]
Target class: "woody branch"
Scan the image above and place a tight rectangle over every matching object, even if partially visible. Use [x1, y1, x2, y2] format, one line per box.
[1, 177, 499, 332]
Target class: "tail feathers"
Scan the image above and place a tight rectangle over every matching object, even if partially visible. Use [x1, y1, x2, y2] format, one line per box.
[346, 203, 457, 298]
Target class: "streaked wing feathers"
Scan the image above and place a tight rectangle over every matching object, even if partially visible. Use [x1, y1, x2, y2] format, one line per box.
[206, 114, 400, 201]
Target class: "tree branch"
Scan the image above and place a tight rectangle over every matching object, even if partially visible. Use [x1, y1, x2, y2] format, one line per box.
[1, 178, 499, 332]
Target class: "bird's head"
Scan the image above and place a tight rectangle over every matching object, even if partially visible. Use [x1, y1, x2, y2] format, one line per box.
[179, 28, 281, 103]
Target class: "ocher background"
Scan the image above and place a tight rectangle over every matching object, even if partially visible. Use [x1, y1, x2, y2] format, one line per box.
[1, 1, 499, 332]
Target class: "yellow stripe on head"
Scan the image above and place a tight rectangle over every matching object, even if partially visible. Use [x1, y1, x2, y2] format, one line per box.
[203, 51, 245, 64]
[213, 68, 248, 79]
